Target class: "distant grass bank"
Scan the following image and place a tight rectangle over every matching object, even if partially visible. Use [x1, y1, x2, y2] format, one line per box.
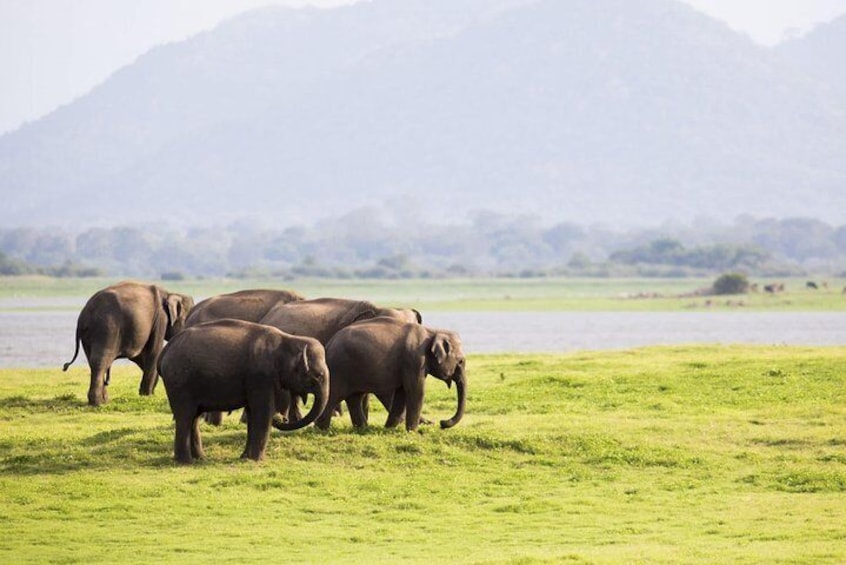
[2, 275, 845, 311]
[2, 346, 845, 563]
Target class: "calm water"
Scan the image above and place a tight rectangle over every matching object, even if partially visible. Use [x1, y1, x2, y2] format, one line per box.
[424, 311, 846, 353]
[1, 299, 844, 368]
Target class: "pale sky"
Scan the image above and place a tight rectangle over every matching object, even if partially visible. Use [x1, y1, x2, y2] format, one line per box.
[1, 0, 844, 135]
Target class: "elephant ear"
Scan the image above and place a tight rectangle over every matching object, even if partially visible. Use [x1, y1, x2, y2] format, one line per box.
[164, 295, 181, 326]
[430, 334, 449, 365]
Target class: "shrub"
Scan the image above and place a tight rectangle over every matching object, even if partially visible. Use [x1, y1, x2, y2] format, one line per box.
[160, 271, 185, 281]
[712, 272, 749, 295]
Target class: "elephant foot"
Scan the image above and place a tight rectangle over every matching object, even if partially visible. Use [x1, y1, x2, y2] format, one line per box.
[88, 389, 109, 407]
[191, 449, 205, 460]
[314, 419, 331, 431]
[240, 450, 264, 462]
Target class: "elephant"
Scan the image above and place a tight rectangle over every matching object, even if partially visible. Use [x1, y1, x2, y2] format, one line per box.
[157, 319, 329, 463]
[202, 297, 423, 426]
[315, 317, 466, 432]
[62, 280, 194, 406]
[184, 288, 304, 327]
[185, 288, 305, 426]
[259, 297, 422, 344]
[259, 297, 423, 421]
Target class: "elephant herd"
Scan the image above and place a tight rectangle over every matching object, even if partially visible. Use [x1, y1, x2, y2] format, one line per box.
[63, 281, 467, 464]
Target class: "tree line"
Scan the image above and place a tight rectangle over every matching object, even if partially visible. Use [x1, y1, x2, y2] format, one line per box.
[2, 212, 846, 278]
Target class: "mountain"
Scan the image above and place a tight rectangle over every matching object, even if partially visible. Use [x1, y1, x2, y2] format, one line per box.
[1, 0, 845, 228]
[776, 14, 846, 96]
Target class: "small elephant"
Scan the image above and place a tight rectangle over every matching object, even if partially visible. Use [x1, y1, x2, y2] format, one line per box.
[157, 319, 329, 463]
[316, 317, 466, 432]
[63, 280, 194, 406]
[184, 288, 304, 327]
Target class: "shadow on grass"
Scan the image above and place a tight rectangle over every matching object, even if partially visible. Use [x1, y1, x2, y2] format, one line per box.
[0, 392, 169, 414]
[0, 422, 182, 476]
[1, 416, 375, 475]
[0, 393, 82, 411]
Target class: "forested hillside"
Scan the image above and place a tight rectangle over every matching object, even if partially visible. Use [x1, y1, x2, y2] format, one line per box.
[3, 214, 844, 277]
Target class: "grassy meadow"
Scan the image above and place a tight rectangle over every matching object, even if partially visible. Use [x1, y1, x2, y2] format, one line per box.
[1, 275, 846, 311]
[2, 346, 845, 563]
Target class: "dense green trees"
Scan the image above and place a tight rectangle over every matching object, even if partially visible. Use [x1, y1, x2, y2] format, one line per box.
[1, 214, 844, 278]
[610, 238, 770, 271]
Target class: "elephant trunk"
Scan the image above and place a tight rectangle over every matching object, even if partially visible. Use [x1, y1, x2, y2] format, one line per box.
[272, 378, 328, 432]
[439, 367, 466, 429]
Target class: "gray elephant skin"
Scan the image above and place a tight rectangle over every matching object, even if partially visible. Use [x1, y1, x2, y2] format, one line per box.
[184, 288, 304, 327]
[63, 280, 194, 406]
[260, 297, 423, 421]
[185, 288, 305, 425]
[259, 297, 421, 343]
[316, 317, 466, 432]
[157, 319, 329, 463]
[202, 297, 422, 426]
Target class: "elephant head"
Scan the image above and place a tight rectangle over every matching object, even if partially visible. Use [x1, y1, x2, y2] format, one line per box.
[427, 332, 467, 429]
[273, 338, 330, 431]
[163, 293, 195, 340]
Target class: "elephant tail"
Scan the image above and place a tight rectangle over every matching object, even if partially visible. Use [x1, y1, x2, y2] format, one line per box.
[62, 328, 81, 372]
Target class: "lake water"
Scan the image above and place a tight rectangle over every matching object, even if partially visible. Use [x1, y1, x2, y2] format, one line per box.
[424, 311, 846, 353]
[1, 298, 844, 368]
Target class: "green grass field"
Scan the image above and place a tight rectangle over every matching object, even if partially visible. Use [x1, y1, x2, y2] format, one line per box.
[2, 275, 846, 311]
[2, 346, 845, 563]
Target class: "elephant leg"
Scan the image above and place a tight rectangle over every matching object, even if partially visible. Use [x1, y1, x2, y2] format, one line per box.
[360, 394, 371, 422]
[190, 415, 205, 460]
[273, 389, 291, 423]
[315, 388, 344, 431]
[377, 390, 430, 426]
[173, 409, 195, 464]
[86, 356, 111, 407]
[242, 397, 274, 461]
[102, 368, 111, 404]
[346, 393, 368, 428]
[404, 390, 424, 432]
[375, 392, 395, 412]
[134, 351, 159, 396]
[384, 388, 406, 428]
[288, 398, 303, 423]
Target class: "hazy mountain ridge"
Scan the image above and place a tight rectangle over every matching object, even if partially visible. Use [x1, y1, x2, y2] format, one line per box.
[776, 14, 846, 97]
[1, 0, 844, 228]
